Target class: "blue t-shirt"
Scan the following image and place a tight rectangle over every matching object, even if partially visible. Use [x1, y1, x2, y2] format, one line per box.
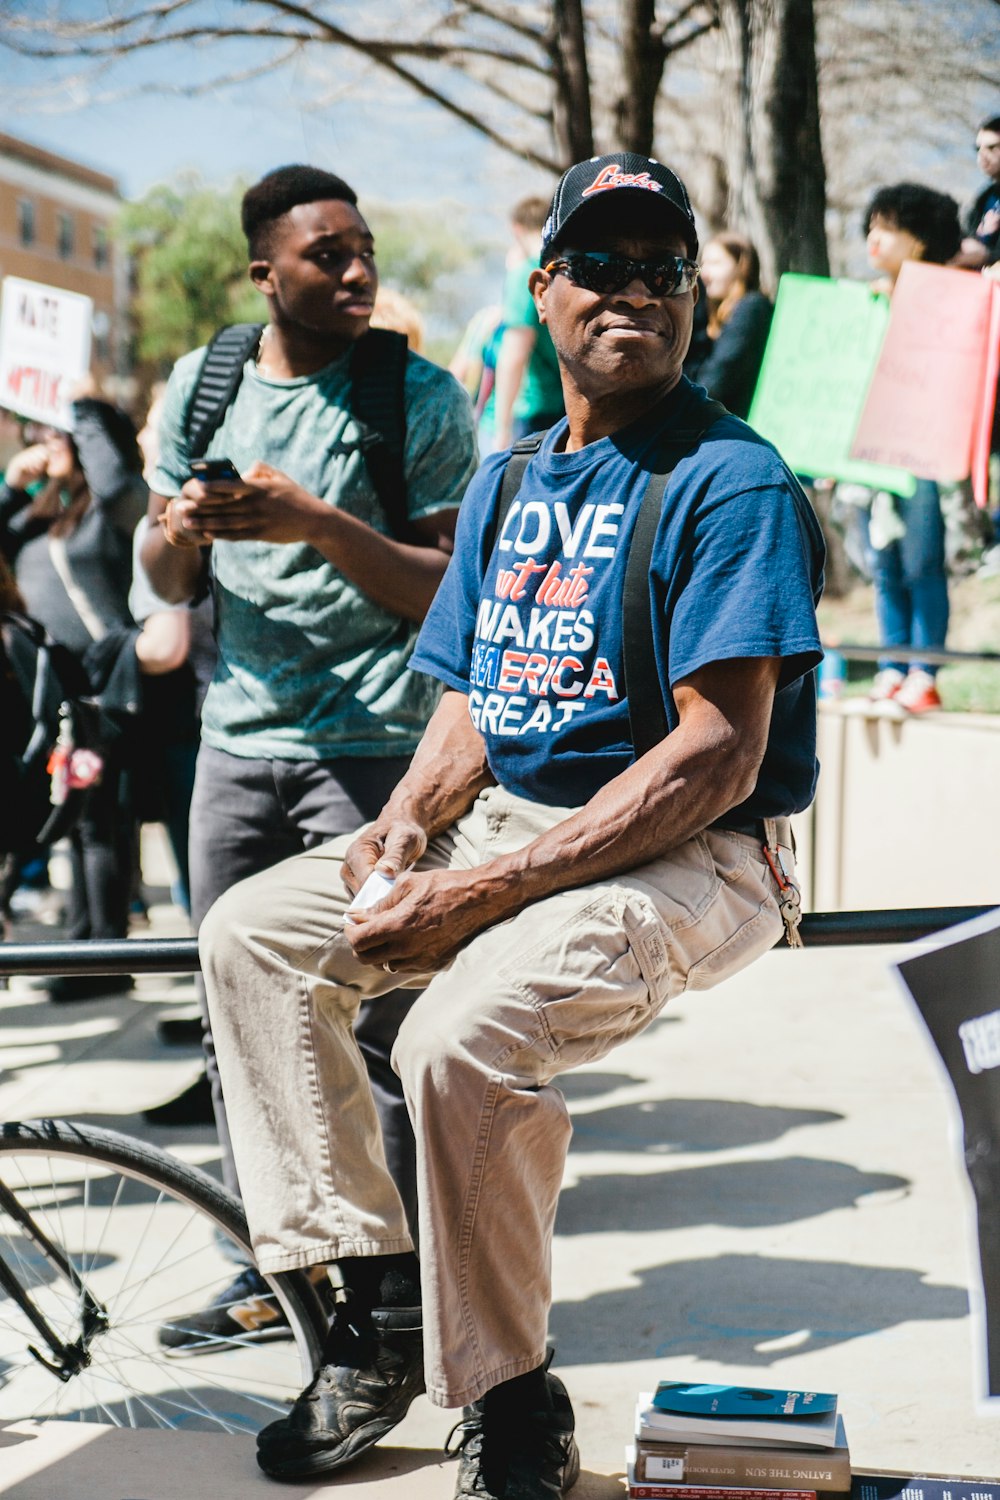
[411, 378, 825, 814]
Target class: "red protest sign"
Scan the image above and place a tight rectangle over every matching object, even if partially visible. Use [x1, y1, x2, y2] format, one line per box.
[971, 281, 1000, 509]
[850, 261, 995, 489]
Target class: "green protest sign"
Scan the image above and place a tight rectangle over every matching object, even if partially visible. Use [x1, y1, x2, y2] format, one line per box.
[748, 274, 915, 497]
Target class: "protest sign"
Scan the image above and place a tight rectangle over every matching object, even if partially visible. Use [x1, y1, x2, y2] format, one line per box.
[970, 280, 1000, 511]
[0, 276, 93, 428]
[748, 274, 915, 496]
[895, 907, 1000, 1405]
[851, 261, 996, 491]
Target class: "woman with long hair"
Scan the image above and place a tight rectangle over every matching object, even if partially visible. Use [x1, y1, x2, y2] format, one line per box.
[685, 231, 773, 419]
[0, 398, 147, 995]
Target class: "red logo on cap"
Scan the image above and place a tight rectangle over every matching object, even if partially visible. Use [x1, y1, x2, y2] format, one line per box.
[581, 165, 664, 197]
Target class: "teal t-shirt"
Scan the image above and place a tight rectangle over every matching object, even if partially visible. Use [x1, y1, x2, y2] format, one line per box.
[501, 257, 564, 423]
[150, 344, 478, 761]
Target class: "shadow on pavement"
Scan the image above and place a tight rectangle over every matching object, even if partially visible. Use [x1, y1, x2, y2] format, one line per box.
[550, 1250, 969, 1367]
[568, 1097, 842, 1153]
[556, 1155, 908, 1233]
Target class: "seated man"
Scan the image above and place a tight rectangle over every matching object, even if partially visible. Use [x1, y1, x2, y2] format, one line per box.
[201, 151, 825, 1498]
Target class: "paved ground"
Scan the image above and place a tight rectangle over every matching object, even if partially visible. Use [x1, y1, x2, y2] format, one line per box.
[1, 829, 998, 1496]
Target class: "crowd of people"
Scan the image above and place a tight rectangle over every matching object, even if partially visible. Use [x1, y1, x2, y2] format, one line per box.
[0, 113, 998, 1499]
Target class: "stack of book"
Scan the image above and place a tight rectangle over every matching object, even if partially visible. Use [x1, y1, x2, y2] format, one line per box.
[627, 1381, 851, 1500]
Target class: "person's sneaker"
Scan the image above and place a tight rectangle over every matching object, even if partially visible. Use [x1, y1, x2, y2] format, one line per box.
[895, 668, 942, 714]
[143, 1070, 215, 1127]
[159, 1265, 329, 1354]
[868, 667, 905, 703]
[255, 1296, 424, 1481]
[447, 1371, 581, 1500]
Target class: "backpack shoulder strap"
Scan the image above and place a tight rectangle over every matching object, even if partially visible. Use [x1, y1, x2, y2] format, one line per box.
[349, 328, 411, 542]
[486, 429, 549, 569]
[622, 397, 728, 759]
[185, 323, 264, 460]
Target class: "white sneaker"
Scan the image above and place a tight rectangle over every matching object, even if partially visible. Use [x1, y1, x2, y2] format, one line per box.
[868, 668, 905, 702]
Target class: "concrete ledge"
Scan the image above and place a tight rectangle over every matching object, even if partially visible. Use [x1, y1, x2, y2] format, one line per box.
[800, 702, 1000, 910]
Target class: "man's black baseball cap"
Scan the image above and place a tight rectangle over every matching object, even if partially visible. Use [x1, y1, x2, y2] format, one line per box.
[541, 151, 699, 262]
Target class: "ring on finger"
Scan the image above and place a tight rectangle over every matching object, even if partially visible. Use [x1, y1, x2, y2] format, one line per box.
[382, 962, 395, 974]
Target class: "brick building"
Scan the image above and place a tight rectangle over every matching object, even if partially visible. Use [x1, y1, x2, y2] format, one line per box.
[0, 130, 131, 401]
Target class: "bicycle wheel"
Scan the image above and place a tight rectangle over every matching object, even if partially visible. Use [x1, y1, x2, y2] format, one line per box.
[0, 1118, 329, 1433]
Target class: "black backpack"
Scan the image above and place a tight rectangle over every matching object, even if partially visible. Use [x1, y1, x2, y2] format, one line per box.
[0, 611, 97, 859]
[184, 323, 419, 542]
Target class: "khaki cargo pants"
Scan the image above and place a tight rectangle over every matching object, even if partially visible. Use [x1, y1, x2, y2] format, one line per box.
[201, 784, 789, 1408]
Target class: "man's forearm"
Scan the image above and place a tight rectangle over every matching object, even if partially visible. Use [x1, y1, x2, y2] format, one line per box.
[306, 507, 452, 623]
[141, 495, 205, 603]
[380, 691, 495, 841]
[456, 659, 780, 924]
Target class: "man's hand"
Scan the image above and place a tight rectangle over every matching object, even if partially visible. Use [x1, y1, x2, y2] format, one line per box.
[173, 462, 329, 546]
[341, 816, 429, 897]
[345, 867, 498, 973]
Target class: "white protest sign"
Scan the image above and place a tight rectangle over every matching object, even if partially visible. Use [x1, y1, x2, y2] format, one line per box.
[0, 276, 93, 427]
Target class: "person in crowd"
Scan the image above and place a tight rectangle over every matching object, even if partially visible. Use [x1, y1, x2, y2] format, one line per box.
[858, 183, 962, 714]
[130, 385, 216, 920]
[449, 302, 504, 449]
[198, 150, 824, 1494]
[490, 193, 564, 449]
[683, 231, 772, 419]
[954, 112, 1000, 270]
[140, 165, 477, 1340]
[0, 397, 146, 996]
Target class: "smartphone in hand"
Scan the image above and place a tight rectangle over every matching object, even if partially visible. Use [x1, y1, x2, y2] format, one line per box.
[189, 457, 241, 483]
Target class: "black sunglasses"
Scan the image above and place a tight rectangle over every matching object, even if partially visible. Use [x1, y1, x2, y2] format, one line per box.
[544, 250, 699, 298]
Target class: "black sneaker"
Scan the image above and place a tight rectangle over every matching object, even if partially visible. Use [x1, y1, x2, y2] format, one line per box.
[256, 1296, 424, 1481]
[158, 1265, 327, 1354]
[447, 1372, 581, 1499]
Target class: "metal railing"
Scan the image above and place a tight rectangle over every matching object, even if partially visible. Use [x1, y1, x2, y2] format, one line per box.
[0, 906, 995, 981]
[823, 642, 1000, 669]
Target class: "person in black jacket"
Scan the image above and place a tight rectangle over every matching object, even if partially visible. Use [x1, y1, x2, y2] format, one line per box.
[684, 231, 772, 419]
[0, 398, 147, 997]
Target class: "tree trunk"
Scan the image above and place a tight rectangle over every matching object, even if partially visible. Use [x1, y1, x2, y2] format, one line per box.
[617, 0, 665, 155]
[717, 0, 829, 287]
[549, 0, 595, 166]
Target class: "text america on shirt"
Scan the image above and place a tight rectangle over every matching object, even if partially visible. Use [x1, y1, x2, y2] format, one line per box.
[469, 493, 623, 738]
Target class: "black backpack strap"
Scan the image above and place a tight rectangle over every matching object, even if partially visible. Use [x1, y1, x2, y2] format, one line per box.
[349, 328, 412, 542]
[486, 430, 549, 569]
[185, 323, 264, 460]
[623, 397, 727, 760]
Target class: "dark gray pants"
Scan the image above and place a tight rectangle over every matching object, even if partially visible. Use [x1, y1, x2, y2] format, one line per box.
[188, 743, 418, 1235]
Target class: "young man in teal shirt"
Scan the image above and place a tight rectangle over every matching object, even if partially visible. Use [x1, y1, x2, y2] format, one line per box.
[141, 164, 477, 1343]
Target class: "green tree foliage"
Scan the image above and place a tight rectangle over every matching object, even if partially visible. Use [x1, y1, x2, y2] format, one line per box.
[362, 199, 472, 297]
[118, 176, 261, 369]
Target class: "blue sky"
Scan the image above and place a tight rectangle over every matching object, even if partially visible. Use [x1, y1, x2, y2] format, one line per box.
[0, 32, 545, 232]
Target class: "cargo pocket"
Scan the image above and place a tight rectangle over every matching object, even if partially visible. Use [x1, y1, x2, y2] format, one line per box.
[622, 892, 676, 1013]
[681, 832, 785, 993]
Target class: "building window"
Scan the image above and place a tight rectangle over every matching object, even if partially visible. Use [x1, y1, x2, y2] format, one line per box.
[92, 309, 110, 364]
[57, 211, 75, 260]
[93, 225, 109, 269]
[17, 199, 35, 246]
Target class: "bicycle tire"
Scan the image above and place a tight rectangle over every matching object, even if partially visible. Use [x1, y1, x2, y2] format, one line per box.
[0, 1117, 329, 1433]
